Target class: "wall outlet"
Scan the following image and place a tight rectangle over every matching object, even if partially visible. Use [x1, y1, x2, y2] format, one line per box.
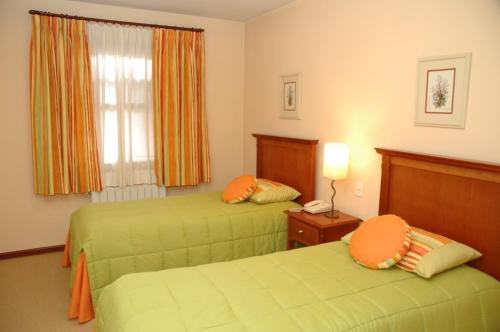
[355, 181, 363, 197]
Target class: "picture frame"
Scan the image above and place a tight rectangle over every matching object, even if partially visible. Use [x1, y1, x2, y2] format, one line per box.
[415, 53, 471, 128]
[280, 73, 302, 120]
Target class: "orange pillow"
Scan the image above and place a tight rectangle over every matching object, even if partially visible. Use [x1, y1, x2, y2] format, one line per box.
[223, 175, 257, 203]
[349, 215, 411, 269]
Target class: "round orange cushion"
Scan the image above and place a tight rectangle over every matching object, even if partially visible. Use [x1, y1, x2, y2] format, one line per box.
[349, 214, 411, 269]
[223, 175, 257, 203]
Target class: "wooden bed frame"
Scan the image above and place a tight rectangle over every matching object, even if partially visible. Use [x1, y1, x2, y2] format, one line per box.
[376, 148, 500, 280]
[254, 134, 318, 205]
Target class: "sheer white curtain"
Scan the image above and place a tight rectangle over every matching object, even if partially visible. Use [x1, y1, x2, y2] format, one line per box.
[88, 23, 155, 187]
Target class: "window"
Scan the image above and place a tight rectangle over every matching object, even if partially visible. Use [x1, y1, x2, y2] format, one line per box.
[88, 23, 155, 187]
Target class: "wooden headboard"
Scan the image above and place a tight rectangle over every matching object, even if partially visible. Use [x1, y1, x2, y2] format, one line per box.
[253, 134, 318, 205]
[376, 148, 500, 279]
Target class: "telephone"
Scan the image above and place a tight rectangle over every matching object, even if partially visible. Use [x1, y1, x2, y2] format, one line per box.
[303, 200, 332, 214]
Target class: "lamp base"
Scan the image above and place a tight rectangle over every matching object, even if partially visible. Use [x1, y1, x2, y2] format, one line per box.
[324, 209, 340, 218]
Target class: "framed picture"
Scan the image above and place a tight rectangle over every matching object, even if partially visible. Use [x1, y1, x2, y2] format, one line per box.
[415, 53, 471, 128]
[280, 73, 302, 119]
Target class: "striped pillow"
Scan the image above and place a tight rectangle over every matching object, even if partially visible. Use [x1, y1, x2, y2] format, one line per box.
[396, 227, 481, 278]
[249, 178, 300, 204]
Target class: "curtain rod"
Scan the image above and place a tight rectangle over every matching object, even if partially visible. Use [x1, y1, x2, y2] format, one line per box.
[29, 10, 205, 32]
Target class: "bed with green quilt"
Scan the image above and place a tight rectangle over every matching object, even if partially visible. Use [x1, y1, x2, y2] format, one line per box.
[68, 192, 300, 307]
[95, 241, 500, 331]
[65, 134, 319, 322]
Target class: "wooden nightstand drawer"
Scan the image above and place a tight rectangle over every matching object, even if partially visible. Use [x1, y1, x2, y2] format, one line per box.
[288, 218, 319, 246]
[285, 210, 361, 249]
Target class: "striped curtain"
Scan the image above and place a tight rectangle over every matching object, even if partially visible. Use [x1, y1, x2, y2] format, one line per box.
[30, 15, 102, 194]
[152, 29, 211, 186]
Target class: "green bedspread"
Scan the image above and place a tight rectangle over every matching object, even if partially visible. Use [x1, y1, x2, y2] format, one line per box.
[96, 241, 500, 332]
[69, 192, 299, 306]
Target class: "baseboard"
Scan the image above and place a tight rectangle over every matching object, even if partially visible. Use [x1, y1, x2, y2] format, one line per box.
[0, 244, 65, 260]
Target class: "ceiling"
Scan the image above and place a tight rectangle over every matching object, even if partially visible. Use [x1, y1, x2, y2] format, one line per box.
[73, 0, 295, 21]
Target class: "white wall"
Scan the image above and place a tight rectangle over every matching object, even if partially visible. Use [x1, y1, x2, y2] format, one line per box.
[0, 0, 245, 252]
[2, 0, 500, 253]
[244, 0, 500, 220]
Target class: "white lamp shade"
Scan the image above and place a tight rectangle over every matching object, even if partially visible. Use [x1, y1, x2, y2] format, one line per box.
[323, 143, 349, 180]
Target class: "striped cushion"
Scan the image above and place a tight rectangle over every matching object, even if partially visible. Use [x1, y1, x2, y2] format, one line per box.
[396, 227, 450, 271]
[223, 175, 257, 204]
[396, 227, 481, 278]
[349, 215, 411, 269]
[249, 178, 300, 204]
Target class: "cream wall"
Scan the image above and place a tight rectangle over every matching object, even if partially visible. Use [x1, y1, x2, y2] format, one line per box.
[244, 0, 500, 220]
[0, 0, 245, 252]
[2, 0, 499, 253]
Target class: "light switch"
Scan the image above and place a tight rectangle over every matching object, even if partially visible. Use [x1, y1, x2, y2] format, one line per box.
[355, 181, 363, 197]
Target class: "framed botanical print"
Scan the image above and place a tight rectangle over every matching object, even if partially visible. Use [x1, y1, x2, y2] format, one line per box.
[280, 73, 302, 119]
[415, 53, 471, 128]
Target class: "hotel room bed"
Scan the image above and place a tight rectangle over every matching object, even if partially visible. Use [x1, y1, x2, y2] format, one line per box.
[96, 241, 500, 332]
[64, 134, 319, 322]
[67, 193, 299, 306]
[94, 148, 500, 331]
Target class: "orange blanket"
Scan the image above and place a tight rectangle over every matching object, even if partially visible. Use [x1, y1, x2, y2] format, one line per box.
[63, 235, 94, 323]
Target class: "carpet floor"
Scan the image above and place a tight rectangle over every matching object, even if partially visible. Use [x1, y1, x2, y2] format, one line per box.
[0, 251, 93, 332]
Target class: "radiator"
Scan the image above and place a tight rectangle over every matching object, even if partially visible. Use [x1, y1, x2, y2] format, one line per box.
[91, 185, 167, 203]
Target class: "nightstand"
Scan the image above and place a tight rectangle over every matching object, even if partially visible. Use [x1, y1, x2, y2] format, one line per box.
[285, 210, 361, 249]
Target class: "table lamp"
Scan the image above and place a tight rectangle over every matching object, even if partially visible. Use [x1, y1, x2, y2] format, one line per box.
[323, 143, 349, 218]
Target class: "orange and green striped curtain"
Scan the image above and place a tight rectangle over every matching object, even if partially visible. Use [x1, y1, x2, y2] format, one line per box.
[30, 15, 102, 195]
[152, 28, 210, 186]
